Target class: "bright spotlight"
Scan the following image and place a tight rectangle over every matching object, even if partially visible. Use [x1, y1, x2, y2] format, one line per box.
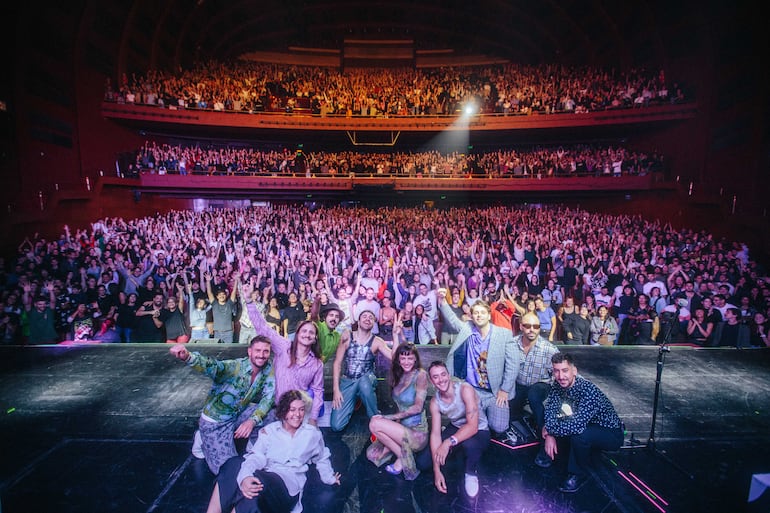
[464, 104, 476, 115]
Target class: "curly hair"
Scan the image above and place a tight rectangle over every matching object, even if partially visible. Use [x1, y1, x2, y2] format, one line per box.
[275, 389, 306, 421]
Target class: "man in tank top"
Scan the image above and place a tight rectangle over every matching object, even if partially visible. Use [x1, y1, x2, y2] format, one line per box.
[330, 310, 393, 431]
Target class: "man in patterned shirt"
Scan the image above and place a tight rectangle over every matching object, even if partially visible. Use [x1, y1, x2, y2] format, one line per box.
[541, 352, 623, 492]
[169, 336, 275, 474]
[510, 312, 560, 467]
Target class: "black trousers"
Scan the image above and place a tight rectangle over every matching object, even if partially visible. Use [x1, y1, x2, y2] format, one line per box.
[563, 425, 624, 477]
[217, 455, 299, 513]
[415, 423, 491, 475]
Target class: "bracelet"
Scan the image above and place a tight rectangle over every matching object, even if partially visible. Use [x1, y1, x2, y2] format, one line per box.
[449, 435, 459, 446]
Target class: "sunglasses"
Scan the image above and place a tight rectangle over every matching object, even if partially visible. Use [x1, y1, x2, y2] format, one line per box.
[521, 323, 541, 330]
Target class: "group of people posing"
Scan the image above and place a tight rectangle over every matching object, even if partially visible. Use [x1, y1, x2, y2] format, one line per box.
[169, 276, 625, 512]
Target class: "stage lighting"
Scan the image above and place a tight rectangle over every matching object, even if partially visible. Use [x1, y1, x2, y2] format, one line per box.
[464, 104, 476, 115]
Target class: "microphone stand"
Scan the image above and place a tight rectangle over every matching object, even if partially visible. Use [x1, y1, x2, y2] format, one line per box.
[626, 307, 694, 479]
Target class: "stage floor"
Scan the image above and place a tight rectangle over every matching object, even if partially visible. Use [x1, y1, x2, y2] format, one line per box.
[1, 344, 769, 513]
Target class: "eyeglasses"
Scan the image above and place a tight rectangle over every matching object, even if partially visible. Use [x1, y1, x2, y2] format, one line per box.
[521, 323, 541, 330]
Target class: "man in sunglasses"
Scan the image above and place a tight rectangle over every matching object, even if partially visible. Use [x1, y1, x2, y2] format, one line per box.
[510, 312, 560, 467]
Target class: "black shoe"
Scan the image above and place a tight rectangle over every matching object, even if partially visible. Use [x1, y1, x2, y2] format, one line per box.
[534, 450, 552, 468]
[558, 474, 585, 493]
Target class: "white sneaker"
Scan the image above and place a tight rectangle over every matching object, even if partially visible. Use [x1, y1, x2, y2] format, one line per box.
[464, 473, 479, 497]
[191, 430, 205, 459]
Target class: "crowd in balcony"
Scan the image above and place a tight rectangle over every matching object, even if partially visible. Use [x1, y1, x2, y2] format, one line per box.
[123, 141, 665, 178]
[2, 204, 766, 349]
[104, 60, 687, 116]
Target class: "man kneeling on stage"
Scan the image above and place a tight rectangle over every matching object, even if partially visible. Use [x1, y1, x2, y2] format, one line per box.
[541, 353, 624, 493]
[169, 336, 275, 474]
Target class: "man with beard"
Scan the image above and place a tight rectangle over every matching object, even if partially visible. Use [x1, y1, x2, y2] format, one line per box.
[313, 302, 346, 363]
[438, 288, 519, 434]
[169, 336, 275, 474]
[134, 291, 165, 342]
[541, 353, 623, 493]
[153, 285, 189, 343]
[22, 281, 58, 344]
[330, 310, 393, 432]
[511, 312, 560, 467]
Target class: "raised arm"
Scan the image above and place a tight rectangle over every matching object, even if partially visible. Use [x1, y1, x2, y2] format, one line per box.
[371, 335, 393, 361]
[437, 288, 465, 333]
[243, 289, 289, 353]
[204, 271, 215, 303]
[176, 282, 186, 313]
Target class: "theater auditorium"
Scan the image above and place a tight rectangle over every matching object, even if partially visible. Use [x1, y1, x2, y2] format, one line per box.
[1, 2, 768, 513]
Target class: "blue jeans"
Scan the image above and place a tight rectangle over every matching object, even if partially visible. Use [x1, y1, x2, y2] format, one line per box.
[117, 326, 132, 343]
[214, 329, 233, 344]
[330, 372, 378, 432]
[190, 328, 209, 341]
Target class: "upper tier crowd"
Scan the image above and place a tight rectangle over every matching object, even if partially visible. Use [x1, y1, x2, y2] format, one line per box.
[104, 61, 687, 116]
[3, 204, 767, 348]
[126, 141, 664, 178]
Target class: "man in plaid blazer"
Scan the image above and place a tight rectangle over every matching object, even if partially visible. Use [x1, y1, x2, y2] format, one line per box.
[439, 288, 520, 433]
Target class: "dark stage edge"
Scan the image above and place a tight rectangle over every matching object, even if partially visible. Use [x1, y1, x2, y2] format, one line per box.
[1, 344, 769, 513]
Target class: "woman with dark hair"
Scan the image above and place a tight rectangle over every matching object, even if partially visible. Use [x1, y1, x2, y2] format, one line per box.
[557, 295, 578, 341]
[749, 311, 770, 347]
[115, 292, 139, 342]
[626, 293, 657, 345]
[687, 307, 715, 346]
[137, 275, 161, 304]
[378, 296, 397, 342]
[584, 294, 597, 317]
[366, 342, 429, 480]
[589, 305, 619, 345]
[563, 304, 592, 345]
[207, 390, 340, 513]
[413, 303, 436, 345]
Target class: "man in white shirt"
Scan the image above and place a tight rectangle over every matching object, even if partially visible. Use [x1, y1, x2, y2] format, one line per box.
[354, 288, 381, 334]
[643, 272, 668, 299]
[414, 282, 438, 318]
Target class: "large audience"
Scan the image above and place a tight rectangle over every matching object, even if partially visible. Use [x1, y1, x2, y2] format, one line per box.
[126, 141, 664, 178]
[3, 204, 767, 348]
[104, 61, 687, 116]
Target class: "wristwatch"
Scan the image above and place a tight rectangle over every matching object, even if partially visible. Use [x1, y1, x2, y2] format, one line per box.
[449, 435, 458, 446]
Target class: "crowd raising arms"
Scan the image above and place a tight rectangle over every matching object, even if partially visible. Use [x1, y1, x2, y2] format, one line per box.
[5, 204, 768, 349]
[106, 61, 686, 117]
